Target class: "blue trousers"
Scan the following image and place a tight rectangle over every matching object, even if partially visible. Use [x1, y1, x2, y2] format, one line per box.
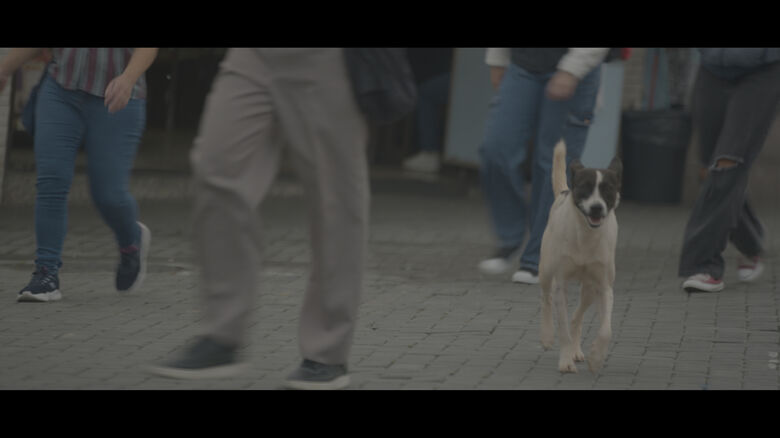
[479, 63, 601, 272]
[33, 75, 145, 272]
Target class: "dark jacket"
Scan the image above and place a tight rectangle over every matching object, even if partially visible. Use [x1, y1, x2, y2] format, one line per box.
[510, 48, 569, 74]
[699, 48, 780, 79]
[406, 48, 454, 84]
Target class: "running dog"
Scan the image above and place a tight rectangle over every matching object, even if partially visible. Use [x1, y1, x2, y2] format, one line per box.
[538, 140, 622, 373]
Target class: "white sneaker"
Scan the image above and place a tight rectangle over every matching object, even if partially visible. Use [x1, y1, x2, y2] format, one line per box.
[478, 246, 520, 275]
[512, 269, 539, 284]
[682, 273, 724, 292]
[737, 256, 764, 282]
[402, 151, 440, 173]
[478, 257, 512, 275]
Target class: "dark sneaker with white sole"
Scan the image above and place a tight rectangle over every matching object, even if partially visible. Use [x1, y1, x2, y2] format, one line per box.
[18, 266, 62, 302]
[116, 222, 151, 292]
[283, 359, 350, 390]
[146, 337, 246, 379]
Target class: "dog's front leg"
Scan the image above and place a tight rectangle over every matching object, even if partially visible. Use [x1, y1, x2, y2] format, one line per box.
[539, 276, 555, 350]
[588, 286, 613, 373]
[570, 284, 596, 362]
[553, 280, 577, 373]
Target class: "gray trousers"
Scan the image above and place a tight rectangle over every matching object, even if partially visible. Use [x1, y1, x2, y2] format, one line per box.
[189, 48, 369, 365]
[679, 62, 780, 279]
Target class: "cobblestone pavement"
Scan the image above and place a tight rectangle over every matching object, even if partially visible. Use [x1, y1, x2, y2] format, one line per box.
[1, 187, 778, 390]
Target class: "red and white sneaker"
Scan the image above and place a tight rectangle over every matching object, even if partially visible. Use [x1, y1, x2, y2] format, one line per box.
[682, 273, 724, 292]
[737, 256, 764, 282]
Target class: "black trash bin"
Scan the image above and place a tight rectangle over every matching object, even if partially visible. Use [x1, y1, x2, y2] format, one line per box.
[620, 109, 692, 203]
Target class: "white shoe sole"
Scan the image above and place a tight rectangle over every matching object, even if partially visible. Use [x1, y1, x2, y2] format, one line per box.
[123, 222, 151, 293]
[146, 362, 248, 380]
[738, 263, 764, 282]
[283, 375, 351, 390]
[512, 272, 539, 284]
[17, 290, 62, 302]
[478, 258, 512, 275]
[682, 278, 724, 292]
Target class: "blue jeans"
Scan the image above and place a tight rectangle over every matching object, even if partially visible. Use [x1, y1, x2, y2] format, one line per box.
[33, 75, 145, 272]
[479, 63, 601, 272]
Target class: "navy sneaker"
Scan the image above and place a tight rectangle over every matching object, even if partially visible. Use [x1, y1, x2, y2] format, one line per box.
[116, 222, 150, 292]
[283, 359, 350, 390]
[18, 266, 62, 302]
[146, 337, 247, 379]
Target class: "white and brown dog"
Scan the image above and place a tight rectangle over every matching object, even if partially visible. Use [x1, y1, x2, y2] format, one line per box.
[538, 140, 622, 373]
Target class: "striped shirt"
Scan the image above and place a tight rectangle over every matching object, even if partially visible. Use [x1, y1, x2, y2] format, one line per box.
[47, 48, 147, 100]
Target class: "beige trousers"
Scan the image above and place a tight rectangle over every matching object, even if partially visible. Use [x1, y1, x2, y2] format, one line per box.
[189, 48, 369, 365]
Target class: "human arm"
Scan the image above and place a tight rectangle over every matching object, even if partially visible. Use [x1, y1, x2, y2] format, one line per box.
[104, 48, 159, 113]
[546, 48, 609, 100]
[0, 48, 46, 93]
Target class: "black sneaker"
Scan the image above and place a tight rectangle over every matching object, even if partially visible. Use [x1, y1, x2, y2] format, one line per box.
[116, 222, 150, 292]
[146, 337, 246, 379]
[18, 266, 62, 302]
[283, 359, 350, 390]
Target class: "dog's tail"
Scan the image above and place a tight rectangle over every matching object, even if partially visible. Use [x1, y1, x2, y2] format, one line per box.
[552, 139, 568, 195]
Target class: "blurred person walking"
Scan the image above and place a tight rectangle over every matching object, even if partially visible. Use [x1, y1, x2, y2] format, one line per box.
[680, 48, 780, 292]
[477, 48, 608, 284]
[0, 48, 157, 302]
[147, 48, 369, 390]
[402, 47, 454, 173]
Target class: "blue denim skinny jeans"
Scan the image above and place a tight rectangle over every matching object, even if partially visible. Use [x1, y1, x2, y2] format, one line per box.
[33, 75, 144, 273]
[479, 63, 601, 272]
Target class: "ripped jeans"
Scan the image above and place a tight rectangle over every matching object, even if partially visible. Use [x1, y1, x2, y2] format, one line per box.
[678, 62, 780, 279]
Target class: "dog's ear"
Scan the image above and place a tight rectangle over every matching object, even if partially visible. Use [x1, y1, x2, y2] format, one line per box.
[607, 157, 623, 190]
[569, 159, 584, 180]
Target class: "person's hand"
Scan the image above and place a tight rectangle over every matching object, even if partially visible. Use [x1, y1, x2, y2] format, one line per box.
[104, 74, 135, 113]
[546, 70, 579, 101]
[490, 66, 506, 90]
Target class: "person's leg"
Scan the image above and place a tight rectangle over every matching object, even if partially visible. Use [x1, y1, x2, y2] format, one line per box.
[82, 95, 149, 292]
[690, 67, 729, 171]
[403, 72, 452, 173]
[415, 72, 451, 153]
[32, 76, 85, 273]
[680, 62, 780, 287]
[478, 64, 545, 265]
[18, 76, 85, 302]
[82, 96, 145, 249]
[562, 67, 602, 164]
[263, 48, 369, 369]
[518, 67, 601, 277]
[147, 49, 282, 379]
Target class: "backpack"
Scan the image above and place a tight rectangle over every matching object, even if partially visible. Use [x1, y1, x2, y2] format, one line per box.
[343, 48, 417, 125]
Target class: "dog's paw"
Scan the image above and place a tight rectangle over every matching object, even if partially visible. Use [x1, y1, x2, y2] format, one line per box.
[540, 324, 555, 350]
[558, 359, 578, 374]
[588, 343, 608, 373]
[574, 347, 585, 362]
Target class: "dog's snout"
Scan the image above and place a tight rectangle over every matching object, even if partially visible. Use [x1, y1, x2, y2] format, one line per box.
[589, 204, 604, 216]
